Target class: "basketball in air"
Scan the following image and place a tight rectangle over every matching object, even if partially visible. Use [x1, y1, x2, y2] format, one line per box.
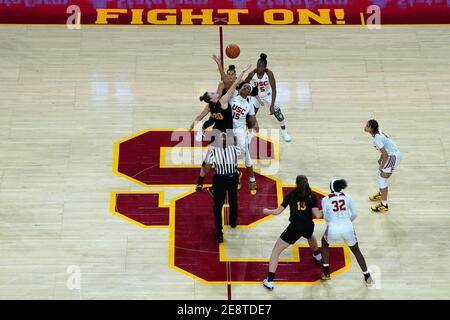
[225, 44, 240, 59]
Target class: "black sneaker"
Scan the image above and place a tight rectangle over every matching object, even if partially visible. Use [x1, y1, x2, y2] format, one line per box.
[195, 184, 203, 192]
[321, 266, 331, 280]
[230, 220, 237, 228]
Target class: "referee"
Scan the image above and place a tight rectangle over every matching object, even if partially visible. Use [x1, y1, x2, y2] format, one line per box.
[203, 131, 240, 243]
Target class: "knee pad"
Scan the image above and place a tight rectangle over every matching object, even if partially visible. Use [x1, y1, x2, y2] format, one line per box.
[378, 172, 388, 189]
[273, 108, 285, 122]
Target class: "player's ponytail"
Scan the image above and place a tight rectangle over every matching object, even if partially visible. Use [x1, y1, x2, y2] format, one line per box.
[200, 92, 211, 103]
[227, 65, 236, 72]
[294, 175, 312, 203]
[258, 53, 268, 66]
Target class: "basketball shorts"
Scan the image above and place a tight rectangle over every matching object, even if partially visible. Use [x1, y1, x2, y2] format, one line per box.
[381, 153, 401, 174]
[324, 222, 357, 247]
[280, 222, 314, 245]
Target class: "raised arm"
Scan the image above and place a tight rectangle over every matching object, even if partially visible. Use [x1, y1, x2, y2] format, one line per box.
[212, 54, 230, 86]
[216, 81, 225, 95]
[218, 64, 252, 109]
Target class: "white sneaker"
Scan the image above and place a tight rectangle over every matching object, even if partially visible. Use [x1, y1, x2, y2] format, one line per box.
[262, 279, 274, 290]
[281, 130, 291, 142]
[313, 253, 322, 263]
[364, 274, 374, 287]
[195, 129, 204, 142]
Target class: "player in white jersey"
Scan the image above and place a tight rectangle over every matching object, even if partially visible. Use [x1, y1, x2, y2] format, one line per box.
[229, 82, 259, 195]
[321, 179, 373, 286]
[245, 53, 292, 142]
[364, 119, 401, 213]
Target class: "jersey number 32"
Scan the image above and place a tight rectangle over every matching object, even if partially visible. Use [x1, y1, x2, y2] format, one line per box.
[332, 200, 346, 212]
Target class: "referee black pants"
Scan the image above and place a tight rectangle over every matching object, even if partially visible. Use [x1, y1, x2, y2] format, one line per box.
[213, 172, 238, 235]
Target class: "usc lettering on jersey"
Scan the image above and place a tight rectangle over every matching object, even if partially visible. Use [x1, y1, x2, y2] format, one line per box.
[231, 104, 246, 120]
[229, 95, 255, 129]
[251, 72, 271, 97]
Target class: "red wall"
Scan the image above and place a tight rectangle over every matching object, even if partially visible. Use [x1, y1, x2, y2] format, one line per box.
[0, 0, 449, 24]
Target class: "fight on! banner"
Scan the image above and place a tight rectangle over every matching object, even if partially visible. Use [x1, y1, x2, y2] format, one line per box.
[0, 0, 449, 25]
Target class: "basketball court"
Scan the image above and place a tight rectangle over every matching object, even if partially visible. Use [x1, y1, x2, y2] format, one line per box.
[0, 4, 450, 300]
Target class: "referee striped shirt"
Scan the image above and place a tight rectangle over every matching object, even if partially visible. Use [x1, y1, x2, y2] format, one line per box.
[205, 145, 241, 175]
